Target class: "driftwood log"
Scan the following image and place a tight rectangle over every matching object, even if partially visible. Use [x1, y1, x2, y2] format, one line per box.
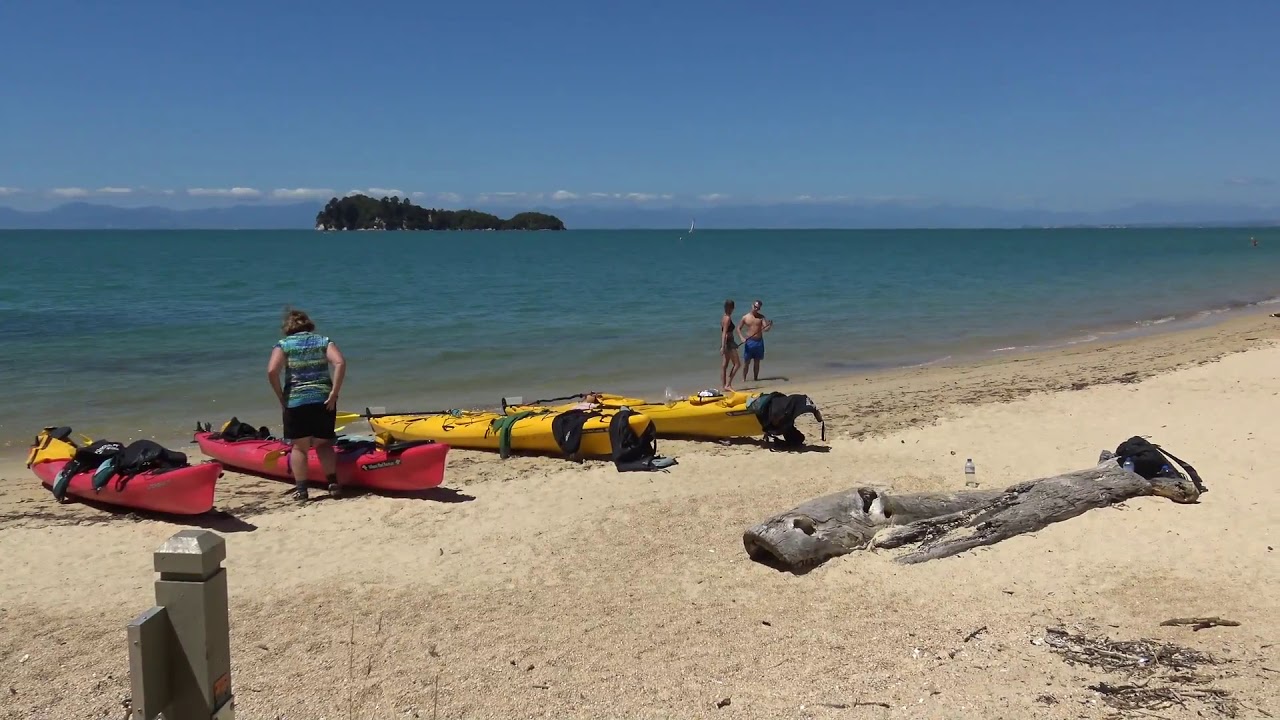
[743, 457, 1203, 571]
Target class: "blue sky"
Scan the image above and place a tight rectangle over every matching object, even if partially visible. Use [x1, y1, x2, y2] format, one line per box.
[1, 0, 1277, 215]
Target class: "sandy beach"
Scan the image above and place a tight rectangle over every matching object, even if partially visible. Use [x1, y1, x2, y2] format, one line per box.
[2, 312, 1278, 719]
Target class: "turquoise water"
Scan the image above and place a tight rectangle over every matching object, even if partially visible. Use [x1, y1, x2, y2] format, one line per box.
[1, 228, 1277, 450]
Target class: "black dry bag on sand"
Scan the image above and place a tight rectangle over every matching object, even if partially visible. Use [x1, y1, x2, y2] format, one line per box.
[609, 408, 676, 472]
[750, 392, 826, 450]
[1113, 436, 1207, 495]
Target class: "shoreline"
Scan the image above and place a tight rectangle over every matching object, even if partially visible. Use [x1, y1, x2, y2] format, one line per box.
[3, 305, 1278, 718]
[3, 300, 1278, 461]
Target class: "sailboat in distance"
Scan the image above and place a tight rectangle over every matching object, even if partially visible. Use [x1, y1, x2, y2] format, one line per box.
[680, 217, 695, 241]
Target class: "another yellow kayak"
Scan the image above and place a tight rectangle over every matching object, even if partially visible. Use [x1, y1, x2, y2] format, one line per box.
[504, 391, 765, 440]
[367, 407, 652, 458]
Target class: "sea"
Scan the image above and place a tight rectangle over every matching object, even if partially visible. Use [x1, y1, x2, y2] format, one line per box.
[1, 227, 1277, 453]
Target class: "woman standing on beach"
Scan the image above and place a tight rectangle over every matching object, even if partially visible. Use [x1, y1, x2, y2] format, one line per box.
[721, 299, 744, 390]
[267, 308, 347, 501]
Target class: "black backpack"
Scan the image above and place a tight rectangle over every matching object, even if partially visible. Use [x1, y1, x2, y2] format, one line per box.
[112, 440, 190, 483]
[608, 408, 676, 472]
[210, 417, 273, 442]
[1113, 436, 1207, 494]
[551, 408, 600, 459]
[50, 439, 127, 501]
[750, 392, 826, 449]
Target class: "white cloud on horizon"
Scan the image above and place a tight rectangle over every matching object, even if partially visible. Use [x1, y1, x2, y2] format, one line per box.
[345, 187, 406, 198]
[8, 187, 954, 210]
[187, 187, 261, 198]
[1225, 176, 1274, 187]
[272, 187, 335, 200]
[51, 187, 91, 198]
[576, 192, 673, 203]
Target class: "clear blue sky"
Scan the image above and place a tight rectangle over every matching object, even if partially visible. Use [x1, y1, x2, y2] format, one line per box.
[1, 0, 1277, 212]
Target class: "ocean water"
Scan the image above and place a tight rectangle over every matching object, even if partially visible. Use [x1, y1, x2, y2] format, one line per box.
[1, 228, 1277, 451]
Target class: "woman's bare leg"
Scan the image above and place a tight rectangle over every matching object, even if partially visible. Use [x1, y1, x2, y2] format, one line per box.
[290, 437, 313, 500]
[314, 439, 341, 497]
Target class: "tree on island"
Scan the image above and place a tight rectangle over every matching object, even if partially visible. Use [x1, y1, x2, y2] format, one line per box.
[314, 194, 565, 231]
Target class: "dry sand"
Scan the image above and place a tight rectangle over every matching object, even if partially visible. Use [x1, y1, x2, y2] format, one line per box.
[2, 313, 1278, 719]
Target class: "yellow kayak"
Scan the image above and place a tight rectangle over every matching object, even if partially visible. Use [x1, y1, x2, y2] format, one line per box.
[504, 390, 765, 440]
[367, 407, 652, 458]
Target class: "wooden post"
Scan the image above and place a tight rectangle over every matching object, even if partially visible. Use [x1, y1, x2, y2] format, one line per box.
[127, 529, 235, 719]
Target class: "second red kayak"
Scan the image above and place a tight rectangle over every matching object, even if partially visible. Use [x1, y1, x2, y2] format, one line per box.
[194, 430, 449, 492]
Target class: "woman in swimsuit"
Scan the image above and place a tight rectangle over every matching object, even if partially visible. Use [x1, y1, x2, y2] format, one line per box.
[720, 299, 744, 391]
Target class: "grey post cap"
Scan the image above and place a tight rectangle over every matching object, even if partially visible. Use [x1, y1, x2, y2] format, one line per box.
[153, 529, 226, 578]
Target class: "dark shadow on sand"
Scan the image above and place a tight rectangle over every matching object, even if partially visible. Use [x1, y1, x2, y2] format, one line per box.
[734, 376, 791, 390]
[262, 482, 477, 504]
[54, 496, 259, 532]
[347, 486, 476, 503]
[711, 436, 832, 454]
[747, 553, 821, 577]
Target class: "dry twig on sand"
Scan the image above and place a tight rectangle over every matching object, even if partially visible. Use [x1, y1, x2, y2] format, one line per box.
[1042, 627, 1240, 717]
[1159, 616, 1241, 631]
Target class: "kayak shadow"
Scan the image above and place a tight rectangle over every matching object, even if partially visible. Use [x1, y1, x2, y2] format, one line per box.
[714, 437, 832, 454]
[266, 485, 476, 504]
[345, 486, 476, 504]
[65, 497, 259, 533]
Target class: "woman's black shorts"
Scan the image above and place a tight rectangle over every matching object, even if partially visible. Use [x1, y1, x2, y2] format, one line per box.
[282, 402, 336, 441]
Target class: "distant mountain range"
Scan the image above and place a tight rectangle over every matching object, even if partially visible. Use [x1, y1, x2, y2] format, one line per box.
[0, 201, 318, 230]
[1, 200, 1277, 230]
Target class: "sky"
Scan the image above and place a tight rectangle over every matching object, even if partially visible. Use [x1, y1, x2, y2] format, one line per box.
[1, 0, 1278, 217]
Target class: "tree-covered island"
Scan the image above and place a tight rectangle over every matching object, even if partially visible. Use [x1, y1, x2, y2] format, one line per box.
[315, 194, 565, 231]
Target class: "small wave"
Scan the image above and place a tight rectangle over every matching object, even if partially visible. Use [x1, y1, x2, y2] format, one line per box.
[906, 354, 952, 368]
[1137, 316, 1176, 327]
[1064, 334, 1100, 345]
[1256, 296, 1280, 306]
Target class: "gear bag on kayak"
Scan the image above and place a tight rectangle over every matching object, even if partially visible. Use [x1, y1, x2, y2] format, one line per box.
[608, 407, 676, 471]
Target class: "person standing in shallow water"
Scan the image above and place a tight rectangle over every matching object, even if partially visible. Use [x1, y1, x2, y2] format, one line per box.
[267, 308, 347, 501]
[720, 299, 744, 390]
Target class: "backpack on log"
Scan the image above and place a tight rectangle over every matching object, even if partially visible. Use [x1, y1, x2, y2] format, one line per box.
[1112, 436, 1207, 494]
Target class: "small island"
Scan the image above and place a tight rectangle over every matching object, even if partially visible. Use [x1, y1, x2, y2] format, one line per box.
[314, 194, 565, 231]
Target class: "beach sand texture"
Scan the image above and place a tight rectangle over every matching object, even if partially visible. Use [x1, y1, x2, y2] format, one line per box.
[1, 314, 1277, 719]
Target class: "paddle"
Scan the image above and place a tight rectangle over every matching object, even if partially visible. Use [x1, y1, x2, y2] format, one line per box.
[334, 411, 363, 431]
[499, 392, 604, 412]
[360, 405, 464, 419]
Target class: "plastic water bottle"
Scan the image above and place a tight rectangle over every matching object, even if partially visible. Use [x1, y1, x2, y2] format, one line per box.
[1122, 457, 1135, 473]
[664, 386, 678, 407]
[964, 458, 977, 487]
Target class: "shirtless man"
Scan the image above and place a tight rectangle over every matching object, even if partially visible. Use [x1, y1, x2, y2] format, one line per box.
[738, 299, 773, 383]
[720, 299, 744, 390]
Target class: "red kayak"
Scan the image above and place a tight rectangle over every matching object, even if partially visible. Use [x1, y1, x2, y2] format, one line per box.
[31, 459, 221, 516]
[194, 431, 449, 492]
